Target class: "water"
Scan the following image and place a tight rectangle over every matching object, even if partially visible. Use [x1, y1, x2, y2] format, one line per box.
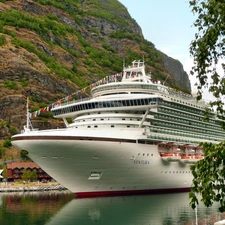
[0, 191, 224, 225]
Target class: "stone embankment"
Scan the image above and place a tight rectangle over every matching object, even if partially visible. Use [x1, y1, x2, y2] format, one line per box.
[0, 182, 67, 192]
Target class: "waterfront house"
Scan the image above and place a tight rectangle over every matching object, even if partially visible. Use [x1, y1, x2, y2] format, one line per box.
[6, 162, 52, 182]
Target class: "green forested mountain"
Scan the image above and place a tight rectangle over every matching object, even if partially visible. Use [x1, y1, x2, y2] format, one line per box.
[0, 0, 191, 139]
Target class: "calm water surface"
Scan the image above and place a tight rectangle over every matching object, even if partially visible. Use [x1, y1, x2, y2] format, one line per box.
[0, 191, 224, 225]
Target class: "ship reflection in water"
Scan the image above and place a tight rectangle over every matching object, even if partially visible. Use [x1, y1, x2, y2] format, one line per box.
[0, 191, 225, 225]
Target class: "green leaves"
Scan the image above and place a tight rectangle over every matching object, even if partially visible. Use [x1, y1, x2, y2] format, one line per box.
[189, 141, 225, 211]
[189, 0, 225, 109]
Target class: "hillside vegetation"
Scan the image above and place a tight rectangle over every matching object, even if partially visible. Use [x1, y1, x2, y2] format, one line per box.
[0, 0, 191, 160]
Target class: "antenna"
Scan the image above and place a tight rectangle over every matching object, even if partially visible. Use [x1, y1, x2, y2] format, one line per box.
[163, 75, 169, 86]
[123, 58, 125, 68]
[26, 97, 29, 129]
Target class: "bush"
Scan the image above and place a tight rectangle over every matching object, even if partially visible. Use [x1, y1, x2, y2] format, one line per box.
[3, 139, 12, 148]
[99, 59, 111, 67]
[4, 80, 18, 90]
[20, 78, 28, 87]
[102, 43, 117, 53]
[0, 35, 6, 46]
[83, 58, 95, 67]
[38, 111, 53, 118]
[10, 127, 17, 135]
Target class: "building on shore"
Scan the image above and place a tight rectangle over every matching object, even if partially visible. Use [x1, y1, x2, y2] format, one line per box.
[6, 161, 52, 182]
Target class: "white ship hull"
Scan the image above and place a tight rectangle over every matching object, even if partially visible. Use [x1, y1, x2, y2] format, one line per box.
[12, 128, 193, 197]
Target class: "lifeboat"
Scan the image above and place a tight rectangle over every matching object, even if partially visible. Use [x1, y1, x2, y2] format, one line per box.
[180, 155, 204, 164]
[161, 152, 181, 162]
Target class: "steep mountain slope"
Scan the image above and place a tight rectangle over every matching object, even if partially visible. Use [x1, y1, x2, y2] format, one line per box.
[0, 0, 191, 138]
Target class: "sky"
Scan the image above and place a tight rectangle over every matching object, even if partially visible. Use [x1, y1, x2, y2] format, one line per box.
[119, 0, 197, 90]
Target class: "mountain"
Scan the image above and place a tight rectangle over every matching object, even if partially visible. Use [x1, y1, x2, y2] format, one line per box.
[0, 0, 191, 139]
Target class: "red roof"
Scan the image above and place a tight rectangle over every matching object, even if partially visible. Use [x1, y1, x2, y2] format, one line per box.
[7, 162, 40, 170]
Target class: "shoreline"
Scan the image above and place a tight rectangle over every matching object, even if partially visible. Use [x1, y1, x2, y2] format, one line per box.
[0, 182, 68, 192]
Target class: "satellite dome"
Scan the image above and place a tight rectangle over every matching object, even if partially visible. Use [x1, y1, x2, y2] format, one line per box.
[192, 89, 198, 98]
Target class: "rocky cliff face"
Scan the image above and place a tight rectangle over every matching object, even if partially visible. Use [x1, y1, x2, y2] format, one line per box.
[0, 0, 191, 138]
[161, 53, 191, 91]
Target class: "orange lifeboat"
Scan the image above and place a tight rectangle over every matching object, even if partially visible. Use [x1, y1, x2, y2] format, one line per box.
[180, 155, 204, 164]
[161, 152, 181, 162]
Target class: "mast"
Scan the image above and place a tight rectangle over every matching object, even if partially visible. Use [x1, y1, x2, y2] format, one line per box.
[25, 97, 34, 131]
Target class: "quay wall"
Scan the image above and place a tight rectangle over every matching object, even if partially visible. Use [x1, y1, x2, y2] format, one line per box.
[0, 182, 67, 192]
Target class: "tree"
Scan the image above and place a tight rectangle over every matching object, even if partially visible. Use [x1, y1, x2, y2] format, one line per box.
[30, 169, 37, 181]
[189, 0, 225, 212]
[189, 0, 225, 110]
[22, 169, 30, 182]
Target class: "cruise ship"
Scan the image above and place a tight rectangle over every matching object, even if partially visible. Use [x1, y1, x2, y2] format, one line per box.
[12, 60, 225, 197]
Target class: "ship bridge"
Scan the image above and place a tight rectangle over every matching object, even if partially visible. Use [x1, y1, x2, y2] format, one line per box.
[122, 60, 152, 84]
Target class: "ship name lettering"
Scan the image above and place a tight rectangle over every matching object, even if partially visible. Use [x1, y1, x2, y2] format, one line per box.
[134, 160, 149, 165]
